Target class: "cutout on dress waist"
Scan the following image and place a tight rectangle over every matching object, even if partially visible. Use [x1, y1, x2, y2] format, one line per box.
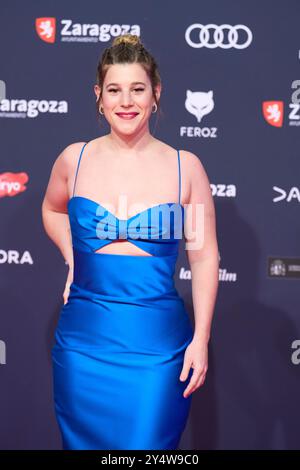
[94, 240, 154, 257]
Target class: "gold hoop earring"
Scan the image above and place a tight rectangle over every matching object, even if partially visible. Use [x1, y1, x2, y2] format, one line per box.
[99, 105, 104, 115]
[152, 103, 157, 113]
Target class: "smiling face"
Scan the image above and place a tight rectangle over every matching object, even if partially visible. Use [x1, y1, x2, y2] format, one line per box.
[94, 63, 161, 136]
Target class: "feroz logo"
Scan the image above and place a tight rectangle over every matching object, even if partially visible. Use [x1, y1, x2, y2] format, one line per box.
[181, 89, 217, 139]
[185, 90, 214, 123]
[262, 101, 284, 127]
[185, 24, 253, 49]
[35, 17, 56, 43]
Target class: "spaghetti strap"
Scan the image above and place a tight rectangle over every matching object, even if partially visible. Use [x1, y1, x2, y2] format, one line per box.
[72, 143, 87, 197]
[177, 149, 181, 205]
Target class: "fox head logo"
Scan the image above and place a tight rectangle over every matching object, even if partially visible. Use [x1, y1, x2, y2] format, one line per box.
[262, 101, 284, 127]
[35, 17, 56, 43]
[185, 90, 214, 123]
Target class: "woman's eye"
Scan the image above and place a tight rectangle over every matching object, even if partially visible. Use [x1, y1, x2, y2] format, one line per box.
[108, 88, 144, 93]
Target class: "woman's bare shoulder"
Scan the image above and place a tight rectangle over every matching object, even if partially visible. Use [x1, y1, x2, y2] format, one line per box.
[154, 141, 207, 180]
[178, 149, 208, 178]
[156, 141, 205, 170]
[57, 141, 87, 167]
[50, 141, 88, 180]
[178, 149, 204, 167]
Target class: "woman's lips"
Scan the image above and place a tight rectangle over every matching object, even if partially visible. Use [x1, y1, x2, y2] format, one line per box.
[116, 113, 139, 119]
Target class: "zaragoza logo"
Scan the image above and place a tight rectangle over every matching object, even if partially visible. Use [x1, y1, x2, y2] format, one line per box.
[262, 101, 284, 127]
[35, 18, 56, 43]
[35, 18, 140, 43]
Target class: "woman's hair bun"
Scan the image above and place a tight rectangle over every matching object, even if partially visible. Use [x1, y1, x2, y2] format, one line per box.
[112, 34, 141, 47]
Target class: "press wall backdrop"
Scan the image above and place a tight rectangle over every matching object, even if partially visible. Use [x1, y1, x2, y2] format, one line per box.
[0, 0, 299, 450]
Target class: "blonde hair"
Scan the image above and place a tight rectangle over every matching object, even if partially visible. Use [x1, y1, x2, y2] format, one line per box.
[112, 34, 141, 47]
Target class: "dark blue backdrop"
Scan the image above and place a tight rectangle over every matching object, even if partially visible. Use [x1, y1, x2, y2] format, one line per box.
[0, 0, 299, 450]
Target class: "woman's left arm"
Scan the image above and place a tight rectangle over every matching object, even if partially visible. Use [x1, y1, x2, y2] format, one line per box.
[179, 151, 219, 398]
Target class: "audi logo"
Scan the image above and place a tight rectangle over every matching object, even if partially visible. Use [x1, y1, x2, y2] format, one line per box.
[185, 24, 253, 49]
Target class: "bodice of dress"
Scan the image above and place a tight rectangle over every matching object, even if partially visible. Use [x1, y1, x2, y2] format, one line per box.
[68, 142, 184, 258]
[68, 196, 184, 257]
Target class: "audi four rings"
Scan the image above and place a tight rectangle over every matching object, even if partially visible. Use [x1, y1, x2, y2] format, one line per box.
[185, 24, 253, 49]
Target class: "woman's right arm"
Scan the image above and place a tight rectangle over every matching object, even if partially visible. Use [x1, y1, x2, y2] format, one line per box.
[41, 143, 85, 283]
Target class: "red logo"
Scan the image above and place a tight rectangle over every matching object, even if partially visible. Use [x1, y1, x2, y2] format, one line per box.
[262, 101, 284, 127]
[35, 17, 56, 43]
[0, 173, 29, 198]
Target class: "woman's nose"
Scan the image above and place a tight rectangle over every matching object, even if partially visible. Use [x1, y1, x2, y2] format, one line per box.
[120, 92, 134, 106]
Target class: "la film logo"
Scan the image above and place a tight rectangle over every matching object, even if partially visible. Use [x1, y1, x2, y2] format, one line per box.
[35, 17, 56, 43]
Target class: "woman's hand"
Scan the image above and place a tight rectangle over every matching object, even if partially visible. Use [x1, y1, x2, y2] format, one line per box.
[179, 337, 208, 398]
[63, 267, 73, 305]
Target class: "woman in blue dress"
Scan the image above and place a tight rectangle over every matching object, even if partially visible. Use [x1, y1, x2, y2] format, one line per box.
[42, 33, 219, 450]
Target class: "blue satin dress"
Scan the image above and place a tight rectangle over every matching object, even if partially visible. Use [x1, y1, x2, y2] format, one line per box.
[51, 142, 194, 450]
